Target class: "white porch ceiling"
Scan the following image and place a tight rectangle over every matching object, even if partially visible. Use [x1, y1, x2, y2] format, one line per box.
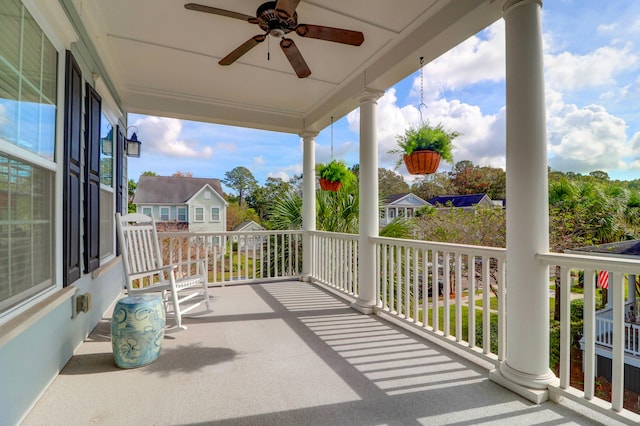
[71, 0, 504, 134]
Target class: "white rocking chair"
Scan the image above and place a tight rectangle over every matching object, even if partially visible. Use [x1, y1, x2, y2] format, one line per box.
[115, 212, 211, 330]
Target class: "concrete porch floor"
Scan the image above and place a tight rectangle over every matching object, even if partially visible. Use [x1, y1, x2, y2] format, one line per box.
[23, 281, 606, 425]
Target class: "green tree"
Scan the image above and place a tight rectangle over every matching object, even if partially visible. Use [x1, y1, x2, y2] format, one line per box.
[226, 201, 260, 231]
[127, 179, 137, 213]
[378, 168, 409, 198]
[246, 176, 292, 222]
[223, 166, 258, 207]
[411, 172, 453, 201]
[141, 170, 158, 176]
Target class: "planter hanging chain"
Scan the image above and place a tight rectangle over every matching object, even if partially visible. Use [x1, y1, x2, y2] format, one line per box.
[418, 56, 428, 124]
[330, 116, 334, 160]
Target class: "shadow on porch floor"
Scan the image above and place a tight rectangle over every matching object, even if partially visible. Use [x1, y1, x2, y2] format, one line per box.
[24, 281, 602, 425]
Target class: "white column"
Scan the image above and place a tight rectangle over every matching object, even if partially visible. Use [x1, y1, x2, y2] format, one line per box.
[498, 0, 555, 394]
[352, 89, 384, 314]
[301, 131, 317, 281]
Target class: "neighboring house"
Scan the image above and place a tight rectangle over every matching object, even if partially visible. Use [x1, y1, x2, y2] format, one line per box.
[232, 220, 266, 250]
[380, 193, 430, 227]
[133, 176, 228, 234]
[427, 193, 494, 210]
[569, 240, 640, 394]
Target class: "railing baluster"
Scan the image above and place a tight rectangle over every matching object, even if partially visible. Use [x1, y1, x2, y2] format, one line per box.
[433, 250, 439, 333]
[422, 248, 429, 329]
[413, 247, 419, 324]
[611, 271, 625, 412]
[583, 267, 596, 400]
[404, 246, 410, 319]
[497, 257, 506, 362]
[443, 251, 450, 337]
[468, 253, 476, 348]
[455, 252, 462, 342]
[560, 264, 571, 389]
[482, 255, 490, 355]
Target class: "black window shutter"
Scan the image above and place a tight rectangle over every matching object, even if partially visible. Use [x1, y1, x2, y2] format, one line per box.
[84, 83, 101, 273]
[115, 125, 124, 256]
[63, 51, 82, 286]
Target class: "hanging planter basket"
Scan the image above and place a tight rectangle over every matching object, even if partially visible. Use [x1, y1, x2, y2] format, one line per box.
[319, 178, 342, 192]
[403, 150, 441, 175]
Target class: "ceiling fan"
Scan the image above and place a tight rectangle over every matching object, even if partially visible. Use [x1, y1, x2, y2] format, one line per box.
[184, 1, 364, 78]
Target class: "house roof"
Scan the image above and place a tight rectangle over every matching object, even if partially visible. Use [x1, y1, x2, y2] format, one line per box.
[233, 220, 265, 232]
[133, 176, 225, 204]
[382, 193, 428, 206]
[568, 240, 640, 258]
[427, 194, 490, 208]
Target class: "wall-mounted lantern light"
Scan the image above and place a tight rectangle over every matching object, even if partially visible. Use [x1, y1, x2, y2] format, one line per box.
[125, 127, 142, 158]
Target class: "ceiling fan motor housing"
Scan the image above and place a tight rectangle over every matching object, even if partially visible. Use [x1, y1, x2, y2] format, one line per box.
[256, 1, 297, 37]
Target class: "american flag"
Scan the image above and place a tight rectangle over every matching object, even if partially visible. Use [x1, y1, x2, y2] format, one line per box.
[597, 270, 609, 289]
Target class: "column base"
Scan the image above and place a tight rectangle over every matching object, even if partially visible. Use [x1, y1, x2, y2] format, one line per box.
[489, 361, 555, 404]
[351, 299, 375, 314]
[490, 368, 550, 404]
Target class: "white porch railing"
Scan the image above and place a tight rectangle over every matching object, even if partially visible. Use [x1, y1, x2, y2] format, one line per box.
[309, 231, 359, 295]
[595, 317, 640, 357]
[155, 229, 640, 422]
[373, 237, 507, 364]
[538, 252, 640, 418]
[157, 230, 303, 285]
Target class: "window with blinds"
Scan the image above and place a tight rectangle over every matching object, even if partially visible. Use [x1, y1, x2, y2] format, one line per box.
[0, 0, 57, 312]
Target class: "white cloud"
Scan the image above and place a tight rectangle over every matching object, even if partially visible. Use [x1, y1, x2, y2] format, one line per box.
[547, 102, 630, 172]
[267, 164, 303, 182]
[253, 155, 265, 165]
[414, 21, 505, 100]
[544, 43, 638, 91]
[132, 116, 213, 158]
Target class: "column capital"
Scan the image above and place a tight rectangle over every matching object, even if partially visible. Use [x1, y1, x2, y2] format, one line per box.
[503, 0, 542, 15]
[300, 131, 318, 140]
[357, 88, 385, 104]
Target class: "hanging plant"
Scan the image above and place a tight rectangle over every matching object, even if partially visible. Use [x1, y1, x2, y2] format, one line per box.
[390, 122, 459, 175]
[317, 159, 350, 191]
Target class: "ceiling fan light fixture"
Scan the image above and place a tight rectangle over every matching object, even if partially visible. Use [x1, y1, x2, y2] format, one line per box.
[269, 27, 285, 38]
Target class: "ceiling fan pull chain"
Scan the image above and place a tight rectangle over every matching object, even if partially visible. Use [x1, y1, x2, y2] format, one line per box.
[268, 36, 271, 60]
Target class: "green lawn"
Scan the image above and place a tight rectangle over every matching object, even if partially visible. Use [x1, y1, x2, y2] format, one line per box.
[417, 303, 498, 348]
[474, 296, 498, 311]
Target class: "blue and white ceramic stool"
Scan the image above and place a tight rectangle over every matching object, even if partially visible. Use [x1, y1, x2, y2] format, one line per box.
[111, 294, 165, 368]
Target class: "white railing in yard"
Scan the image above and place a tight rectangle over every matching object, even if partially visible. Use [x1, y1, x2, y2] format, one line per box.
[158, 230, 303, 285]
[310, 231, 359, 295]
[595, 317, 640, 357]
[538, 252, 640, 420]
[372, 237, 507, 365]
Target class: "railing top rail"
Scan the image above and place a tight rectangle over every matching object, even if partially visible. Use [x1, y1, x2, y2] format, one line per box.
[371, 235, 506, 258]
[537, 252, 640, 273]
[309, 230, 359, 240]
[157, 230, 304, 238]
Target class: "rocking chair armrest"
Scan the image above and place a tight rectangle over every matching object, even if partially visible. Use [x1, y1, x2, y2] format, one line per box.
[128, 265, 178, 280]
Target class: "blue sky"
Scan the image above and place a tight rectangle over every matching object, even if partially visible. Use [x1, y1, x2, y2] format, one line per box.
[128, 0, 640, 192]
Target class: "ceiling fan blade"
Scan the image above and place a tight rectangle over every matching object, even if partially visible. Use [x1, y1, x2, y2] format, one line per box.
[280, 38, 311, 78]
[295, 24, 364, 46]
[219, 35, 267, 66]
[275, 0, 301, 19]
[184, 3, 255, 22]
